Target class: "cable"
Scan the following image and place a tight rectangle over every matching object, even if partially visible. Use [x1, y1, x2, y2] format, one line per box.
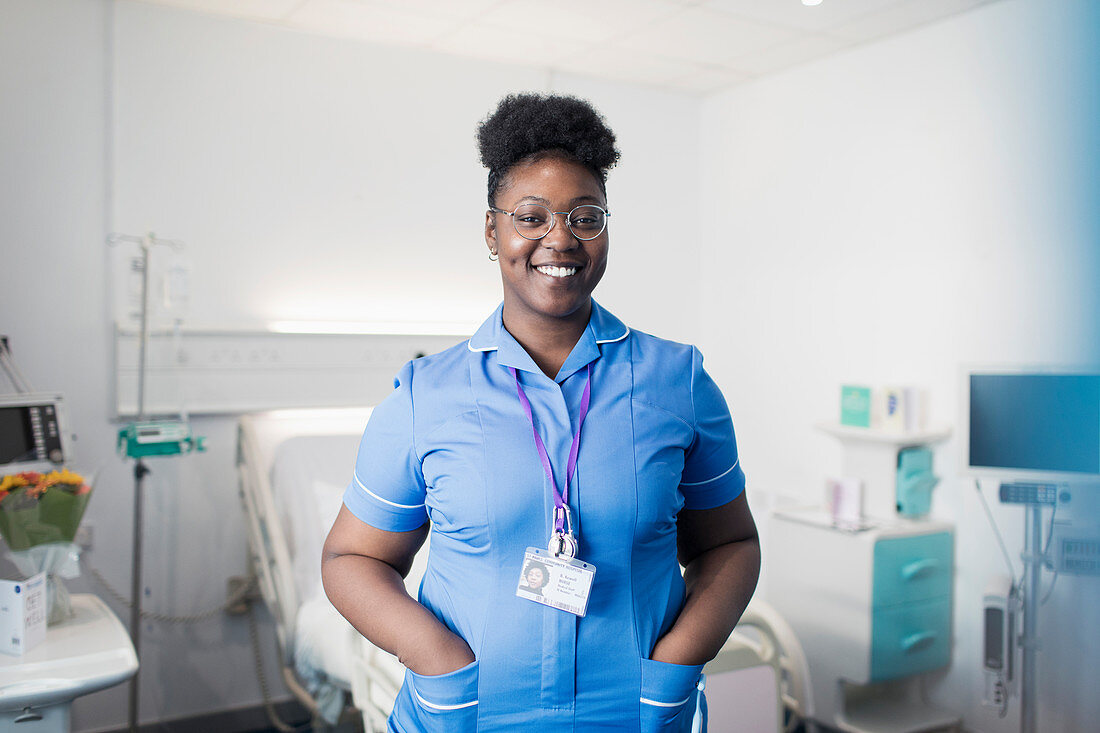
[246, 600, 302, 733]
[1039, 496, 1060, 605]
[87, 563, 257, 624]
[974, 479, 1019, 588]
[0, 344, 34, 393]
[1040, 570, 1059, 605]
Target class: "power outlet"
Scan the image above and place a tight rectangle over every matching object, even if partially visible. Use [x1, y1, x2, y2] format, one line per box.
[226, 575, 259, 615]
[75, 524, 94, 550]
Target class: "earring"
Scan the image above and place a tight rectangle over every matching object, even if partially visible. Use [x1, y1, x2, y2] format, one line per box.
[488, 250, 498, 261]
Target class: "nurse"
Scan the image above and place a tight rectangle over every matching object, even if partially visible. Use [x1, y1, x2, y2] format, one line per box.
[322, 93, 760, 732]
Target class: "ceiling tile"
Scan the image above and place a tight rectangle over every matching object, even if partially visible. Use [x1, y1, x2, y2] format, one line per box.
[431, 20, 590, 68]
[484, 0, 678, 44]
[136, 0, 304, 20]
[664, 65, 754, 94]
[366, 0, 505, 22]
[615, 6, 797, 66]
[724, 32, 848, 75]
[700, 0, 904, 33]
[553, 45, 703, 86]
[132, 0, 1009, 95]
[286, 0, 458, 45]
[829, 0, 997, 42]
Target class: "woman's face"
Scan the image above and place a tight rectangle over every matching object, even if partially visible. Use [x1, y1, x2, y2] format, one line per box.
[525, 566, 545, 588]
[486, 155, 608, 327]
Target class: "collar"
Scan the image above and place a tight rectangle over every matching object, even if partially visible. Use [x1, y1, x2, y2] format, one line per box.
[468, 300, 630, 382]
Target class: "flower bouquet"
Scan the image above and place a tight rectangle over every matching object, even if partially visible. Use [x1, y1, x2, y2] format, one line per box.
[0, 468, 93, 624]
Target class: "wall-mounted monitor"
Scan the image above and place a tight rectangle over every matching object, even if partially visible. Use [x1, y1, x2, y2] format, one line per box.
[964, 370, 1100, 481]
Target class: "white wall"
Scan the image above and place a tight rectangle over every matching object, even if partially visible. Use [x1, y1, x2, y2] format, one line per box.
[111, 1, 701, 340]
[3, 0, 701, 729]
[698, 1, 1099, 731]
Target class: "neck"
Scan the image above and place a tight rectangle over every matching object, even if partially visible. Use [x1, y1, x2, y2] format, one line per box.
[502, 300, 592, 379]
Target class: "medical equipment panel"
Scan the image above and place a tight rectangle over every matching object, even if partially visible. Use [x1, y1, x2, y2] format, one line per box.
[117, 420, 205, 458]
[982, 575, 1016, 709]
[998, 481, 1058, 505]
[0, 394, 71, 473]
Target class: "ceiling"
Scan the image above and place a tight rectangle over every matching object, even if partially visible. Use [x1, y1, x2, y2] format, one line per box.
[133, 0, 1002, 94]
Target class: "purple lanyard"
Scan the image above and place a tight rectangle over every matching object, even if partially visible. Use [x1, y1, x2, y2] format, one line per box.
[510, 363, 592, 536]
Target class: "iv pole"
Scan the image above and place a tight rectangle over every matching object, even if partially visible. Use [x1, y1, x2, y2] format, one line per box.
[108, 232, 198, 733]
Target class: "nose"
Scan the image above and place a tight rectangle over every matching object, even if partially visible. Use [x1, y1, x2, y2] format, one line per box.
[540, 213, 580, 251]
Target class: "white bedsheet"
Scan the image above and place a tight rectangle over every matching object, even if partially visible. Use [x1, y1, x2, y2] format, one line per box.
[269, 434, 361, 688]
[267, 431, 426, 699]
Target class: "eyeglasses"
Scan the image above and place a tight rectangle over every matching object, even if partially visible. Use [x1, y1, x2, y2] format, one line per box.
[489, 203, 610, 241]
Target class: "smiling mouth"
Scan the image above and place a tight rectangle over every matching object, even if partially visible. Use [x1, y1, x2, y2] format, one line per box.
[535, 265, 579, 278]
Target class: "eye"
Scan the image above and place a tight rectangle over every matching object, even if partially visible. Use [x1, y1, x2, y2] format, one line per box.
[513, 205, 551, 228]
[569, 206, 605, 230]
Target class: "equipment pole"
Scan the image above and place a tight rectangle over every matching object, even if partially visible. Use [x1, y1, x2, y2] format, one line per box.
[1020, 504, 1041, 733]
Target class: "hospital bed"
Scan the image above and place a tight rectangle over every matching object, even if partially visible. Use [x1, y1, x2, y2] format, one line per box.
[236, 407, 809, 732]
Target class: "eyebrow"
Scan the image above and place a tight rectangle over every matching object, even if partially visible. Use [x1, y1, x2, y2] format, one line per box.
[516, 195, 605, 207]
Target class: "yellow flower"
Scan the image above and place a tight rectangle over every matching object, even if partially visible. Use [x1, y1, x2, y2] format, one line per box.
[0, 474, 30, 493]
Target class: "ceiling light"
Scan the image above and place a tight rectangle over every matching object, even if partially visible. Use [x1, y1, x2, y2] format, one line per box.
[802, 0, 823, 6]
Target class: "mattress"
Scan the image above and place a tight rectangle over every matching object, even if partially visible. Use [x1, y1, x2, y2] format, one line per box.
[263, 420, 423, 714]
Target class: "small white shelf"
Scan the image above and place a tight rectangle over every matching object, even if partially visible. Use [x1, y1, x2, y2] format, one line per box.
[815, 422, 953, 447]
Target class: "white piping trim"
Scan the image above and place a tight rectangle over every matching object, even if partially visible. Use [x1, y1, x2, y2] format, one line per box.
[679, 459, 739, 487]
[414, 690, 479, 711]
[353, 474, 425, 509]
[467, 340, 497, 352]
[640, 695, 691, 708]
[596, 328, 630, 344]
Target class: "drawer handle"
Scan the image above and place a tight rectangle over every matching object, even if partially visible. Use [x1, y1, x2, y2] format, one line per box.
[15, 707, 44, 723]
[901, 631, 938, 653]
[901, 558, 940, 580]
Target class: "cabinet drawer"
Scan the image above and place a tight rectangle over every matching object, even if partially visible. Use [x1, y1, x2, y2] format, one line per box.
[873, 533, 953, 607]
[870, 598, 951, 681]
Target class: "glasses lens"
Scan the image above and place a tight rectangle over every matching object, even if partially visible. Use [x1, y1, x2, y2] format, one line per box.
[512, 204, 553, 239]
[568, 206, 606, 240]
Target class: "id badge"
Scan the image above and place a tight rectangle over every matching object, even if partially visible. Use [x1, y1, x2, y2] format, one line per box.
[515, 547, 596, 617]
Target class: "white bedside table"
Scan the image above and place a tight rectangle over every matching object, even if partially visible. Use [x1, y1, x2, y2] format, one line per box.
[0, 594, 138, 731]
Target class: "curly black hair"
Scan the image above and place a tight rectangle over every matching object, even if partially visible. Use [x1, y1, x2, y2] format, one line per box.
[477, 93, 620, 207]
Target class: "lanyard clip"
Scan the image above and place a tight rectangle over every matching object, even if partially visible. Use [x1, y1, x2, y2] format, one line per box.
[550, 505, 578, 558]
[555, 504, 574, 537]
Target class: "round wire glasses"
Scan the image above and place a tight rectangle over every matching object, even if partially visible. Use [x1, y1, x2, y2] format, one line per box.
[489, 203, 610, 241]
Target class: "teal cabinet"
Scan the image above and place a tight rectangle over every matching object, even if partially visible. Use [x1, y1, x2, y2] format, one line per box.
[871, 533, 953, 681]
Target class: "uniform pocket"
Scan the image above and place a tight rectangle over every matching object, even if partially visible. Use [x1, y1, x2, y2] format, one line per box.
[640, 657, 704, 733]
[401, 659, 479, 732]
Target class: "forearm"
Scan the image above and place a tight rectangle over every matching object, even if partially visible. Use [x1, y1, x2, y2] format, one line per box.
[322, 553, 474, 675]
[650, 536, 761, 666]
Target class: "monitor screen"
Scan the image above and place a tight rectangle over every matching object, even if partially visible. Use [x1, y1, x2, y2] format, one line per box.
[969, 373, 1100, 476]
[0, 405, 36, 465]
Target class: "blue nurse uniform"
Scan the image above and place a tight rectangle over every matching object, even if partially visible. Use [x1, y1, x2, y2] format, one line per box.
[343, 301, 746, 732]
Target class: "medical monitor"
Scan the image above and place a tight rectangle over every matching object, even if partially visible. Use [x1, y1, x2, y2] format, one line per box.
[0, 393, 72, 473]
[966, 371, 1100, 481]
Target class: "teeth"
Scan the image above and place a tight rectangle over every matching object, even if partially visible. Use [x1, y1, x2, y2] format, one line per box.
[536, 265, 578, 278]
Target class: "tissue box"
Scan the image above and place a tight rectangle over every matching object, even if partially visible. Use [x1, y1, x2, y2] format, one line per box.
[0, 571, 46, 656]
[876, 386, 929, 433]
[840, 385, 873, 427]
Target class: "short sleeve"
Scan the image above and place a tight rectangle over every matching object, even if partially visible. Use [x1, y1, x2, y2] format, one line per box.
[679, 346, 746, 510]
[342, 362, 429, 531]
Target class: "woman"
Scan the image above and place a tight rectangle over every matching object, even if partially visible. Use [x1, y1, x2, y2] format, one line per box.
[519, 560, 550, 597]
[322, 93, 760, 732]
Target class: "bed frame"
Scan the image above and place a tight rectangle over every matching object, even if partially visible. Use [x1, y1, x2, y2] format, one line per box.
[236, 408, 399, 731]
